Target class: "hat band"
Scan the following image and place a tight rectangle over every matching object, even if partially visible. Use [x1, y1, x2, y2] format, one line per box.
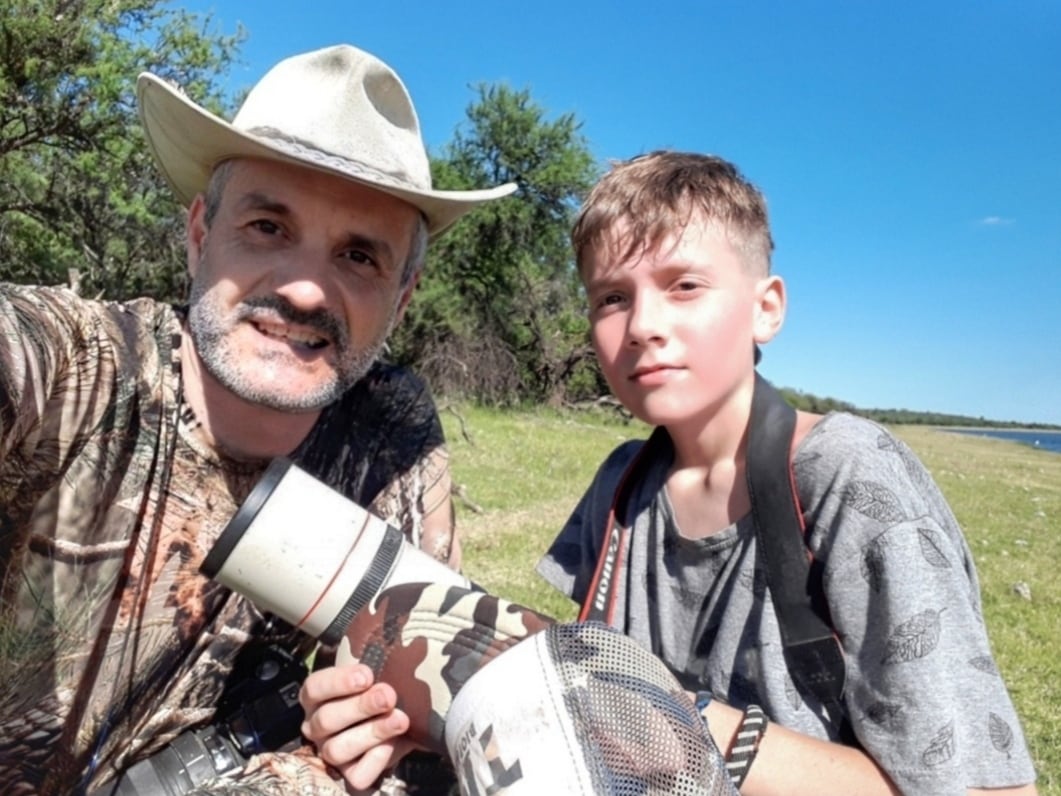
[245, 126, 432, 195]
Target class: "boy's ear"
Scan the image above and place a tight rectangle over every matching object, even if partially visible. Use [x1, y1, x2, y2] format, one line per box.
[753, 274, 786, 344]
[186, 194, 208, 279]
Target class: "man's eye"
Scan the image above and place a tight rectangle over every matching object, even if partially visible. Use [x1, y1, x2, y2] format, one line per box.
[250, 219, 281, 235]
[342, 250, 376, 267]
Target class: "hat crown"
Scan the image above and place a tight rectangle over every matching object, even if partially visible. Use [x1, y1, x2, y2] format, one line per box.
[232, 45, 431, 191]
[137, 43, 516, 236]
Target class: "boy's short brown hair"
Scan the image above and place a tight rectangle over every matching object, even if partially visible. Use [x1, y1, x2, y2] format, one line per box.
[572, 150, 774, 275]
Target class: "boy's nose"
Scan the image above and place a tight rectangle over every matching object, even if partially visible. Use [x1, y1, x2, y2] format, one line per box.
[626, 294, 667, 345]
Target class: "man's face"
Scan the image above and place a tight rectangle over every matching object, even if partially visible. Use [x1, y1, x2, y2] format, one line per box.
[583, 214, 780, 432]
[185, 158, 420, 412]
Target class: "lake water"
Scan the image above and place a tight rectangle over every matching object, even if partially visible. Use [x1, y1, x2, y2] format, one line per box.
[944, 428, 1061, 455]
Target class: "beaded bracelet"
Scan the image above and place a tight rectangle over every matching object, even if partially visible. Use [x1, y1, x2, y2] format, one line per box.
[725, 703, 769, 789]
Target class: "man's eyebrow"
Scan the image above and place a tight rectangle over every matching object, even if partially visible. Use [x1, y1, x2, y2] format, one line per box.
[235, 191, 291, 216]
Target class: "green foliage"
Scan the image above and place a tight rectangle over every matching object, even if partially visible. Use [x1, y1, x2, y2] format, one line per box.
[779, 386, 1061, 429]
[447, 408, 1059, 793]
[0, 0, 243, 301]
[392, 85, 600, 405]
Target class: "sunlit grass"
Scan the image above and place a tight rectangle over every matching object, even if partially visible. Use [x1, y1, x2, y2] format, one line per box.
[444, 408, 1060, 794]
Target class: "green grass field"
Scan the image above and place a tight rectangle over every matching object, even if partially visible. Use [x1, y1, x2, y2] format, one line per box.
[442, 405, 1060, 794]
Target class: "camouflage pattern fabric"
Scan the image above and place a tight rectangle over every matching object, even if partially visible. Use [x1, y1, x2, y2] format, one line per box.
[342, 581, 554, 754]
[343, 583, 735, 794]
[0, 284, 456, 795]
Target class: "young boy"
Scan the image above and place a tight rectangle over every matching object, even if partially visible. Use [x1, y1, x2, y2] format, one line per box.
[536, 151, 1038, 795]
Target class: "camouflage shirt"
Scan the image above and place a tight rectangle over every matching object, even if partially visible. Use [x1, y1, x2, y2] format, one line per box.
[0, 284, 457, 795]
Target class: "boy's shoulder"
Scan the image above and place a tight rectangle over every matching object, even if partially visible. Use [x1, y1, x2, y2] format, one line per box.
[796, 411, 893, 459]
[793, 410, 931, 497]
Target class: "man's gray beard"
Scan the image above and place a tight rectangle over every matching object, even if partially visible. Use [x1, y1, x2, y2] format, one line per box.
[187, 276, 393, 413]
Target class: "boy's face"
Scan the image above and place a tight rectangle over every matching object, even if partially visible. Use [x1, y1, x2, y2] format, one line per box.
[583, 214, 784, 432]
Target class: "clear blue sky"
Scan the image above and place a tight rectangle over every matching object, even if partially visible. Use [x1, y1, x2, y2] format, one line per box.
[173, 1, 1061, 425]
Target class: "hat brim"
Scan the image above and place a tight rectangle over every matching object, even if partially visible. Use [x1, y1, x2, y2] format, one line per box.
[137, 73, 517, 238]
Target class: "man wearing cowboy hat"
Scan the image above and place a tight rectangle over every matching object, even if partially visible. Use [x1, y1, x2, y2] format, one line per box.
[0, 44, 513, 794]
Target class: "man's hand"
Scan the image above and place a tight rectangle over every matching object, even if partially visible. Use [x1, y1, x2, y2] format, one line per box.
[299, 662, 416, 792]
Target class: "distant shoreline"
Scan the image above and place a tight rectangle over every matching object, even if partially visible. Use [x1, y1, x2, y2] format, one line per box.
[933, 424, 1061, 433]
[933, 426, 1061, 455]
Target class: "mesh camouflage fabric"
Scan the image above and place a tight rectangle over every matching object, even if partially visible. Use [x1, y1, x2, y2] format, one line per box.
[344, 583, 734, 794]
[523, 622, 736, 795]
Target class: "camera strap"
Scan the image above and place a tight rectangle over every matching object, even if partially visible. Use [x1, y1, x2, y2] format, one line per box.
[579, 375, 854, 745]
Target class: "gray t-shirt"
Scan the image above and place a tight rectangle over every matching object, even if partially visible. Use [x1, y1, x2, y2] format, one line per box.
[537, 412, 1036, 794]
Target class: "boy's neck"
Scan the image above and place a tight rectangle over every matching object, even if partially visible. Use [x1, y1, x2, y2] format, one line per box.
[662, 384, 755, 538]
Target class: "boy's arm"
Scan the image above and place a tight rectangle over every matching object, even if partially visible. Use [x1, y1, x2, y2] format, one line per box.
[793, 416, 1037, 794]
[704, 699, 898, 796]
[704, 700, 1037, 796]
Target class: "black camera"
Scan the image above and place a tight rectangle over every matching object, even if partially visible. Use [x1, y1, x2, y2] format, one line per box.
[103, 644, 307, 796]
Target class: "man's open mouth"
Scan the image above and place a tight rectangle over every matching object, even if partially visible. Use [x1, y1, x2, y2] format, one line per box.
[253, 320, 329, 350]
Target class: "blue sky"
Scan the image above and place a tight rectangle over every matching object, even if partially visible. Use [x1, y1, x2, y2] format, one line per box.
[174, 1, 1061, 425]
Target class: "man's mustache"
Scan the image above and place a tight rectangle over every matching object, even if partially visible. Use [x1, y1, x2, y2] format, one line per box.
[237, 296, 346, 348]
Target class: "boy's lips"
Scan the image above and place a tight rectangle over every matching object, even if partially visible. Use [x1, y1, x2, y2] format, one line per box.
[629, 363, 682, 381]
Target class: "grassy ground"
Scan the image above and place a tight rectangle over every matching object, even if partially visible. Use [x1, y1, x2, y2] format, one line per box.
[442, 406, 1060, 794]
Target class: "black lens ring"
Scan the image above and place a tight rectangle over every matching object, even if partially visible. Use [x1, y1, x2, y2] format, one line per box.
[319, 523, 405, 645]
[200, 457, 293, 578]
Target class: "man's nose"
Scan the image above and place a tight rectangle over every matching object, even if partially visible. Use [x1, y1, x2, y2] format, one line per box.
[270, 257, 330, 311]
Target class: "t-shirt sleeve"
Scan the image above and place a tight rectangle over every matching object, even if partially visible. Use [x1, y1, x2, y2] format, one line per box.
[536, 440, 644, 605]
[794, 414, 1036, 792]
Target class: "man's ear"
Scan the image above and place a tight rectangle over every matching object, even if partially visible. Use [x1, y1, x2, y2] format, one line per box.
[753, 274, 786, 345]
[186, 194, 208, 279]
[393, 273, 420, 327]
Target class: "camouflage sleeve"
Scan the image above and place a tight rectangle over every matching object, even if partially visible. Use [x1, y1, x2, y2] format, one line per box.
[185, 746, 347, 795]
[369, 443, 459, 569]
[0, 284, 76, 461]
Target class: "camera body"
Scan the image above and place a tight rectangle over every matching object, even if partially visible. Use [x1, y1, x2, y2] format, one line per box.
[105, 644, 307, 796]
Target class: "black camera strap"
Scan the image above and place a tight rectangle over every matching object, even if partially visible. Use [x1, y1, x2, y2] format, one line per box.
[580, 375, 855, 745]
[746, 374, 854, 745]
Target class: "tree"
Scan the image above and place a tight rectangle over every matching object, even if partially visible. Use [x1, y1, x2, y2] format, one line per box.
[391, 84, 600, 405]
[0, 0, 243, 301]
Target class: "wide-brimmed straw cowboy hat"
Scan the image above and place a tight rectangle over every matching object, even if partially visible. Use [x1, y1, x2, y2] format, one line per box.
[137, 44, 517, 238]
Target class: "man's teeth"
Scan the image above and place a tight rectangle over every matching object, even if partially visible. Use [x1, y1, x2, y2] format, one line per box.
[257, 322, 326, 348]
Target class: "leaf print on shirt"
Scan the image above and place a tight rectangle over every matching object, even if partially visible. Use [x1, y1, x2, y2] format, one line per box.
[922, 721, 957, 767]
[876, 432, 936, 494]
[842, 481, 907, 524]
[882, 608, 945, 664]
[783, 670, 803, 711]
[860, 533, 891, 592]
[969, 655, 1000, 676]
[917, 527, 952, 569]
[989, 713, 1014, 756]
[865, 701, 903, 731]
[738, 566, 769, 600]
